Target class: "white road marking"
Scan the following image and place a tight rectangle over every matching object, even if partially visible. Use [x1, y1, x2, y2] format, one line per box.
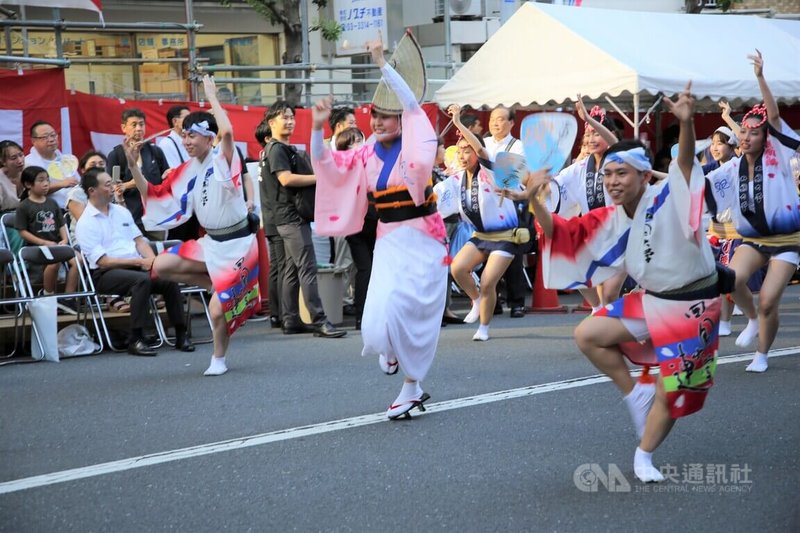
[1, 346, 797, 495]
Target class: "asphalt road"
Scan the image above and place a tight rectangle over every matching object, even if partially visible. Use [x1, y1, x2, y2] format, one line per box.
[1, 288, 799, 532]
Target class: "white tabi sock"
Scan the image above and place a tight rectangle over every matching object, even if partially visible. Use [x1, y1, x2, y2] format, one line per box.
[624, 382, 656, 440]
[463, 298, 481, 324]
[472, 324, 490, 341]
[735, 319, 759, 347]
[634, 447, 665, 483]
[203, 356, 228, 376]
[394, 381, 422, 404]
[745, 351, 768, 373]
[718, 320, 732, 337]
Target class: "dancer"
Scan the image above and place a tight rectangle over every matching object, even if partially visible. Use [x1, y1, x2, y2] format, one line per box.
[520, 82, 722, 482]
[434, 104, 526, 341]
[706, 51, 800, 373]
[544, 97, 624, 311]
[126, 75, 260, 376]
[703, 119, 743, 337]
[310, 31, 447, 419]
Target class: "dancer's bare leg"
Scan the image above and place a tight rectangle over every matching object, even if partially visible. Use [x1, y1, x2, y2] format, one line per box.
[574, 316, 636, 394]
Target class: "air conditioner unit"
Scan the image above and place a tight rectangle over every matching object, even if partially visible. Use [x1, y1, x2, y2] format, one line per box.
[435, 0, 484, 18]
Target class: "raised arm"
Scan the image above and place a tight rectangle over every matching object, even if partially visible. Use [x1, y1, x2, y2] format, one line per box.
[750, 50, 780, 130]
[447, 104, 489, 160]
[123, 138, 149, 200]
[663, 81, 696, 184]
[576, 95, 618, 147]
[525, 169, 554, 238]
[202, 75, 234, 166]
[718, 100, 741, 133]
[367, 32, 419, 112]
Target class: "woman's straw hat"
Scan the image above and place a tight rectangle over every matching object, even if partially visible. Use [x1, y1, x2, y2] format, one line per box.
[371, 30, 427, 114]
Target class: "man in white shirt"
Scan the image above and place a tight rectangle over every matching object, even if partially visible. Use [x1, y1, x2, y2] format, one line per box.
[75, 167, 193, 356]
[157, 105, 191, 168]
[483, 105, 524, 160]
[482, 105, 528, 318]
[25, 121, 79, 209]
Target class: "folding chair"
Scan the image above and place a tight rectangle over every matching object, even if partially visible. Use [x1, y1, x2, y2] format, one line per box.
[0, 248, 45, 361]
[148, 239, 213, 346]
[16, 245, 103, 357]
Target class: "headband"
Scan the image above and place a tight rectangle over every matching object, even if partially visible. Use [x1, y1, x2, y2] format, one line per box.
[185, 120, 216, 138]
[602, 147, 652, 173]
[714, 126, 739, 147]
[742, 104, 767, 129]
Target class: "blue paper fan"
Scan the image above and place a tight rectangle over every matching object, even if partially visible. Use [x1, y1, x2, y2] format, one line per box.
[520, 112, 579, 174]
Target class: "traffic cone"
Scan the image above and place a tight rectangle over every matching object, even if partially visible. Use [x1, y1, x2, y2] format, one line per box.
[573, 294, 594, 314]
[638, 365, 656, 384]
[529, 252, 568, 313]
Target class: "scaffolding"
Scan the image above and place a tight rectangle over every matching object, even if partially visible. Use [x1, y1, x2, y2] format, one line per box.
[0, 1, 462, 105]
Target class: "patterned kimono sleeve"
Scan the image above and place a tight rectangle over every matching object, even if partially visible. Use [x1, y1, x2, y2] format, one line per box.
[211, 145, 242, 189]
[433, 174, 461, 219]
[381, 64, 437, 206]
[141, 159, 195, 231]
[311, 128, 369, 236]
[552, 163, 582, 217]
[668, 160, 707, 241]
[705, 160, 737, 222]
[540, 207, 626, 290]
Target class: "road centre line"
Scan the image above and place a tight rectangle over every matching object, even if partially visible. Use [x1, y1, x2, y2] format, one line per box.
[1, 346, 798, 495]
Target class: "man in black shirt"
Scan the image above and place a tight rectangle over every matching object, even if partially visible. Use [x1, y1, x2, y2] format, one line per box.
[263, 101, 345, 338]
[106, 108, 169, 233]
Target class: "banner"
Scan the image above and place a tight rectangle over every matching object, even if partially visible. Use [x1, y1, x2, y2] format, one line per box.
[0, 69, 71, 153]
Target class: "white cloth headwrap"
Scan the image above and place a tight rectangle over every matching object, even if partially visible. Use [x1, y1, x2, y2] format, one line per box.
[185, 121, 216, 138]
[714, 126, 739, 147]
[602, 147, 652, 173]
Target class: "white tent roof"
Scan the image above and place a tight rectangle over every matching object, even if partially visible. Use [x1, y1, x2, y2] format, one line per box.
[434, 3, 800, 109]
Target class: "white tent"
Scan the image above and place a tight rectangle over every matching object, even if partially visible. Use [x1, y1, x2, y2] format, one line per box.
[435, 3, 800, 133]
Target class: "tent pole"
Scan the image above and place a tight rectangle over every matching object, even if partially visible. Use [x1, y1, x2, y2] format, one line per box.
[603, 96, 635, 129]
[633, 93, 640, 138]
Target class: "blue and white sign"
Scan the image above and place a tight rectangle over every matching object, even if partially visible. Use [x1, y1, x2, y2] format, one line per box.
[333, 0, 388, 55]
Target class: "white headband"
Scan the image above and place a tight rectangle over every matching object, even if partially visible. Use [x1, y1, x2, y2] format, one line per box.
[602, 147, 652, 173]
[714, 126, 739, 147]
[185, 120, 216, 138]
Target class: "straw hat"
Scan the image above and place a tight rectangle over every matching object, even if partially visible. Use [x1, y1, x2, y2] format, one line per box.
[371, 30, 427, 114]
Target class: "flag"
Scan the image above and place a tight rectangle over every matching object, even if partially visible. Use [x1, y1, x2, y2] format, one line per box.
[0, 1, 102, 14]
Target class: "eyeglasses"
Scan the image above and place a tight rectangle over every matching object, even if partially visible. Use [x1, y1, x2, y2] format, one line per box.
[32, 132, 58, 140]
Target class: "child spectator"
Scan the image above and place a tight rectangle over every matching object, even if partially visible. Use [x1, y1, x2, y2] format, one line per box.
[14, 166, 79, 314]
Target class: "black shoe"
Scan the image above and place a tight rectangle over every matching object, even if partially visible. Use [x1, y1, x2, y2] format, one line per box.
[493, 304, 503, 316]
[343, 304, 356, 316]
[314, 321, 347, 338]
[128, 340, 157, 357]
[442, 314, 463, 324]
[175, 337, 195, 352]
[355, 318, 361, 331]
[510, 306, 526, 318]
[282, 322, 313, 335]
[270, 316, 283, 329]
